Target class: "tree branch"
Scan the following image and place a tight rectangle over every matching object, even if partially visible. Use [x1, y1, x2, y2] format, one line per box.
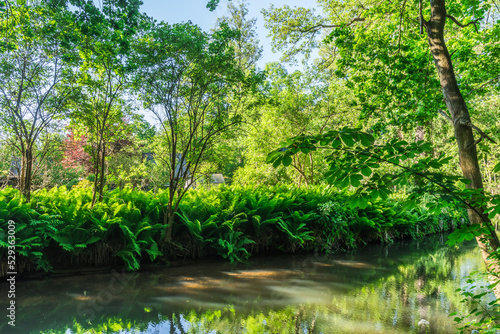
[438, 109, 497, 145]
[467, 75, 500, 96]
[297, 17, 365, 33]
[446, 14, 480, 33]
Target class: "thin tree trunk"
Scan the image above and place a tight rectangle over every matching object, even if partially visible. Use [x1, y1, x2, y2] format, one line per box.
[309, 153, 314, 185]
[164, 137, 178, 242]
[19, 147, 33, 202]
[164, 184, 175, 242]
[415, 125, 425, 142]
[18, 150, 26, 198]
[164, 211, 174, 242]
[98, 144, 106, 201]
[91, 142, 101, 208]
[24, 147, 32, 202]
[426, 0, 500, 294]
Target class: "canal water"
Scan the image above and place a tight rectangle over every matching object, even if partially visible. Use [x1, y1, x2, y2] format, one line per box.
[0, 237, 489, 333]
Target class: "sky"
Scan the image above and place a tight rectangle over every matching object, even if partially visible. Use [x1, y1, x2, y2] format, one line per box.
[139, 0, 318, 69]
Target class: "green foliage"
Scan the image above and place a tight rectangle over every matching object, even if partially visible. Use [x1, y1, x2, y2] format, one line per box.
[0, 184, 463, 275]
[0, 186, 166, 273]
[266, 129, 477, 220]
[216, 229, 254, 263]
[276, 211, 315, 251]
[450, 271, 500, 333]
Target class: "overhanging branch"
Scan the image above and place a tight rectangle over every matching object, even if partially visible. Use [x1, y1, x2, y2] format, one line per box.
[438, 109, 497, 145]
[467, 75, 500, 95]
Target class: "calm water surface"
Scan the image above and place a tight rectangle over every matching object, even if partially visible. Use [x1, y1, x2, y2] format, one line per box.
[0, 237, 488, 333]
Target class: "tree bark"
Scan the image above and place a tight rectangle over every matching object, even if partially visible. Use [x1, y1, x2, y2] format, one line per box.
[426, 0, 500, 293]
[98, 143, 106, 201]
[91, 141, 101, 208]
[164, 211, 174, 242]
[18, 147, 33, 202]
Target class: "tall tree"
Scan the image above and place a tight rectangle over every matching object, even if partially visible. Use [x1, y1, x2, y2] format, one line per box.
[205, 1, 264, 178]
[263, 0, 500, 287]
[68, 0, 142, 207]
[133, 21, 256, 241]
[217, 1, 263, 72]
[0, 1, 76, 202]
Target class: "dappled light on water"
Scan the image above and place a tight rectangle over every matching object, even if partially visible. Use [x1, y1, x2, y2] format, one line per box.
[0, 237, 486, 333]
[225, 269, 302, 278]
[331, 260, 377, 269]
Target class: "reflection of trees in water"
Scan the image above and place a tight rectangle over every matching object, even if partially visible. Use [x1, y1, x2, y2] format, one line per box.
[330, 246, 481, 333]
[3, 241, 482, 333]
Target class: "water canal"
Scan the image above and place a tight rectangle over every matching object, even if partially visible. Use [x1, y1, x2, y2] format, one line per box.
[0, 236, 489, 333]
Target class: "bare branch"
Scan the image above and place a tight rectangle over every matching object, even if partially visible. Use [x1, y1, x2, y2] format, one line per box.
[446, 14, 480, 33]
[438, 109, 497, 145]
[296, 17, 365, 33]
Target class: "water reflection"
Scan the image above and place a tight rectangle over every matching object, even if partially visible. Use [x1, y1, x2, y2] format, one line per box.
[0, 237, 485, 333]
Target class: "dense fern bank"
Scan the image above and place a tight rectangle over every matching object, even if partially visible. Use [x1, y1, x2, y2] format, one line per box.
[0, 185, 465, 277]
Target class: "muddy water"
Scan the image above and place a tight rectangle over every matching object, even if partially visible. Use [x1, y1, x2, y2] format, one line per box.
[0, 237, 488, 333]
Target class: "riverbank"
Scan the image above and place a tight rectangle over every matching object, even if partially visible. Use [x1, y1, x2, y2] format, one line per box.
[0, 185, 466, 278]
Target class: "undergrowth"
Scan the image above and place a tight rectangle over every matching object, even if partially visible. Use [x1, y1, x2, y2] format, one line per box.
[0, 184, 465, 276]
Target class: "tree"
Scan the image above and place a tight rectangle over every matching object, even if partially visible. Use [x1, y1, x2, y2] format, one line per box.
[217, 1, 263, 72]
[424, 0, 500, 269]
[235, 63, 356, 186]
[68, 0, 142, 207]
[204, 1, 264, 179]
[0, 1, 76, 202]
[61, 129, 92, 173]
[133, 21, 257, 241]
[263, 0, 500, 290]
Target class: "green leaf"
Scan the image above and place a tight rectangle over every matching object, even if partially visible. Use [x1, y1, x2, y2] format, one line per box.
[350, 174, 361, 187]
[266, 150, 281, 163]
[494, 162, 500, 173]
[460, 178, 472, 185]
[361, 167, 372, 176]
[282, 155, 292, 166]
[331, 138, 341, 148]
[341, 135, 355, 147]
[359, 133, 373, 147]
[338, 176, 350, 188]
[465, 232, 475, 241]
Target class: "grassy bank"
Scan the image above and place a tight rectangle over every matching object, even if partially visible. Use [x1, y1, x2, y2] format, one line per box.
[0, 184, 465, 277]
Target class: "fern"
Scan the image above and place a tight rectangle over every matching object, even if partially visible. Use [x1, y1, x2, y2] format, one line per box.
[215, 230, 255, 263]
[0, 183, 461, 274]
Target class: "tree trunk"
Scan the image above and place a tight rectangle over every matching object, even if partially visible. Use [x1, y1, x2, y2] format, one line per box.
[18, 151, 26, 197]
[90, 138, 107, 207]
[18, 147, 33, 203]
[164, 139, 178, 242]
[91, 141, 101, 208]
[426, 0, 500, 293]
[164, 190, 175, 242]
[98, 144, 106, 202]
[20, 148, 32, 202]
[415, 125, 425, 143]
[164, 212, 174, 242]
[24, 148, 32, 202]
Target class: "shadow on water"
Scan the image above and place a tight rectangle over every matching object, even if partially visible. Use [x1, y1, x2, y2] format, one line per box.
[0, 236, 486, 333]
